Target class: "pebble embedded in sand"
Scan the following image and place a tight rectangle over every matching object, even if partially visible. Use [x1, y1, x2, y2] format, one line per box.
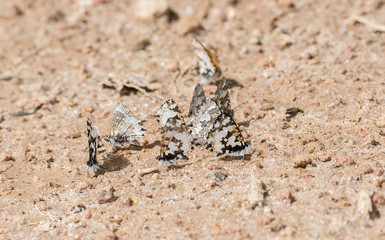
[98, 186, 116, 204]
[293, 154, 312, 168]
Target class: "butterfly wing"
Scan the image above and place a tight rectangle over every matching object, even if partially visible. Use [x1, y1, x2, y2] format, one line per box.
[208, 113, 249, 156]
[188, 99, 221, 146]
[156, 100, 191, 165]
[109, 103, 146, 146]
[214, 77, 234, 117]
[157, 99, 187, 130]
[192, 38, 221, 82]
[188, 83, 206, 117]
[86, 118, 100, 171]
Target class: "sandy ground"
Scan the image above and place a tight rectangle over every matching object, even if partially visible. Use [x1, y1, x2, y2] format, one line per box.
[1, 0, 385, 239]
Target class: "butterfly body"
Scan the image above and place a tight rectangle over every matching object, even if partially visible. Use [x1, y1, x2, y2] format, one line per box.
[86, 118, 101, 171]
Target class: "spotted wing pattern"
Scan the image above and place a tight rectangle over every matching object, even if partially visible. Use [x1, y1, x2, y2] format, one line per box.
[208, 113, 249, 156]
[192, 38, 221, 83]
[156, 99, 192, 166]
[107, 103, 146, 146]
[214, 77, 234, 117]
[86, 118, 101, 171]
[188, 98, 221, 146]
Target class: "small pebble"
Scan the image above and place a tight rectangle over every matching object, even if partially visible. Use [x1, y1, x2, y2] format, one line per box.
[97, 186, 116, 204]
[332, 155, 354, 166]
[373, 168, 384, 176]
[302, 135, 317, 145]
[36, 201, 47, 211]
[163, 61, 179, 72]
[133, 39, 151, 51]
[214, 171, 228, 181]
[356, 190, 378, 219]
[152, 173, 161, 180]
[315, 151, 331, 162]
[276, 191, 294, 203]
[256, 215, 274, 226]
[85, 209, 92, 219]
[373, 193, 385, 206]
[207, 164, 216, 170]
[73, 204, 86, 214]
[104, 235, 118, 240]
[364, 167, 374, 175]
[359, 91, 374, 101]
[77, 181, 90, 191]
[134, 0, 168, 20]
[36, 221, 50, 232]
[294, 154, 312, 168]
[370, 140, 380, 146]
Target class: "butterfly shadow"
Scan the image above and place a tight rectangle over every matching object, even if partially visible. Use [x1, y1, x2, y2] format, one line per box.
[167, 161, 193, 170]
[99, 153, 132, 173]
[238, 120, 252, 128]
[211, 78, 244, 88]
[219, 153, 251, 162]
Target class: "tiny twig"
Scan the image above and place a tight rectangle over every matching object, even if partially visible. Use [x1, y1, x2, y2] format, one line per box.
[351, 15, 385, 32]
[138, 167, 159, 176]
[124, 83, 164, 102]
[34, 205, 55, 221]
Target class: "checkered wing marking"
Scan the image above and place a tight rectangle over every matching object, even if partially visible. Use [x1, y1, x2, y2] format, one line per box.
[209, 113, 249, 156]
[156, 100, 191, 165]
[188, 83, 206, 117]
[157, 99, 187, 130]
[192, 38, 221, 82]
[86, 118, 100, 171]
[188, 99, 221, 145]
[214, 77, 234, 117]
[108, 103, 146, 146]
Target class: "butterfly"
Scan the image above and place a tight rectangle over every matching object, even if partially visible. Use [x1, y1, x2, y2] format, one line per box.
[106, 103, 146, 146]
[192, 38, 221, 83]
[188, 84, 221, 146]
[188, 77, 249, 156]
[156, 99, 192, 166]
[86, 118, 101, 171]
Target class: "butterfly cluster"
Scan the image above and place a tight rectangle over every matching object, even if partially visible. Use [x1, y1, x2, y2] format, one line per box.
[85, 38, 249, 171]
[156, 77, 249, 166]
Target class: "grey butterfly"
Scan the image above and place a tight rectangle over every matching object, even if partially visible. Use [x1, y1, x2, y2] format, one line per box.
[107, 103, 146, 146]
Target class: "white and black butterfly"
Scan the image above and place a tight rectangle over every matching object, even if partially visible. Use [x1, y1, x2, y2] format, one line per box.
[106, 103, 146, 146]
[188, 77, 249, 156]
[192, 38, 221, 83]
[156, 99, 192, 166]
[188, 84, 221, 146]
[86, 118, 101, 171]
